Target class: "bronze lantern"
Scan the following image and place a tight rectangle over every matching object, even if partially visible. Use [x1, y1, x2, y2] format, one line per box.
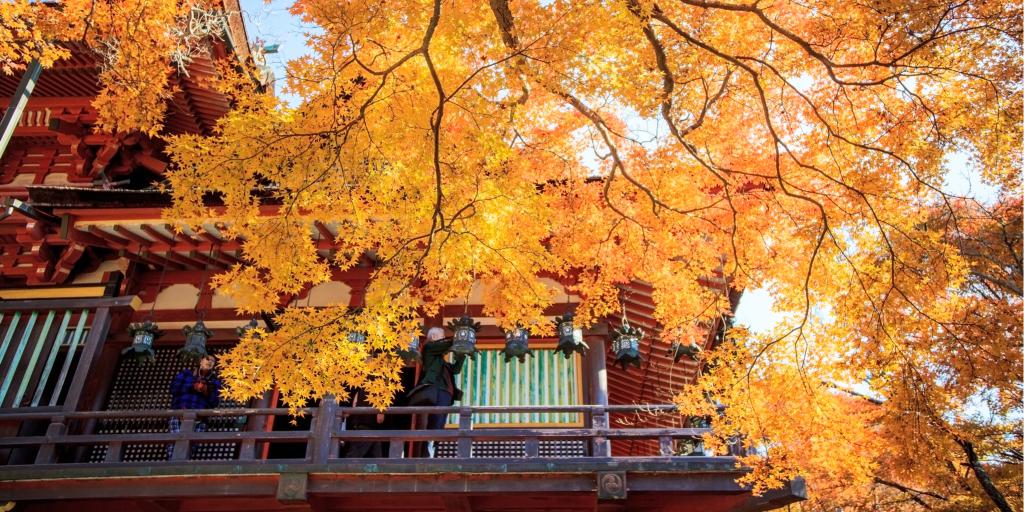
[447, 315, 480, 359]
[669, 341, 702, 363]
[610, 320, 643, 371]
[553, 313, 588, 359]
[500, 326, 533, 363]
[236, 318, 261, 339]
[180, 319, 212, 363]
[123, 320, 162, 363]
[397, 331, 421, 363]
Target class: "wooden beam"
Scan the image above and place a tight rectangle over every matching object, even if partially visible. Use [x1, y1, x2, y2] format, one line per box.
[313, 221, 333, 242]
[188, 249, 226, 269]
[134, 152, 167, 174]
[169, 224, 202, 247]
[139, 249, 185, 271]
[442, 495, 473, 512]
[66, 229, 112, 249]
[213, 248, 241, 266]
[0, 59, 42, 160]
[87, 226, 131, 247]
[198, 231, 222, 244]
[162, 251, 205, 270]
[140, 224, 177, 246]
[112, 225, 153, 247]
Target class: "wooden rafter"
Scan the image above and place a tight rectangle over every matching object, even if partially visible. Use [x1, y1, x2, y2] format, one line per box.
[162, 250, 205, 270]
[139, 224, 177, 246]
[313, 221, 334, 241]
[112, 225, 153, 246]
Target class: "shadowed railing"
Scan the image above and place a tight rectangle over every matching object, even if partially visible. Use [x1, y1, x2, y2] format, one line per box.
[0, 404, 732, 466]
[0, 297, 133, 413]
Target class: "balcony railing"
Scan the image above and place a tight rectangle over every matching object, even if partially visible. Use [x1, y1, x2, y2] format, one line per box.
[0, 296, 132, 413]
[0, 403, 733, 467]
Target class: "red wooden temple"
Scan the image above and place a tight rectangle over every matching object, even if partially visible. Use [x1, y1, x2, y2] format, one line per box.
[0, 6, 805, 511]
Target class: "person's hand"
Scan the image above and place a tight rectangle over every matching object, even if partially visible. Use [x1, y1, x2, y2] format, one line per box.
[193, 381, 208, 395]
[376, 414, 385, 424]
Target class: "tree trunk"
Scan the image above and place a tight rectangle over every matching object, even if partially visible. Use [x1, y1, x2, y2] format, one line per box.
[957, 438, 1015, 512]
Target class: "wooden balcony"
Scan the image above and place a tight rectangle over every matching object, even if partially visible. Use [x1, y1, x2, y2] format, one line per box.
[0, 404, 805, 511]
[0, 297, 806, 511]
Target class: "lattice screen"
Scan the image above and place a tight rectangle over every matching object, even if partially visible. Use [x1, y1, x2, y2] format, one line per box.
[89, 347, 244, 463]
[434, 440, 586, 458]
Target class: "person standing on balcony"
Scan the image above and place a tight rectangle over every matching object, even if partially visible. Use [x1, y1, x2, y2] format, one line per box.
[340, 387, 386, 458]
[167, 354, 222, 459]
[407, 327, 466, 457]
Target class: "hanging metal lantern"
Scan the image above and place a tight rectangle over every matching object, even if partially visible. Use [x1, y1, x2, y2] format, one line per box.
[683, 416, 710, 455]
[553, 313, 588, 359]
[447, 315, 480, 359]
[236, 318, 261, 339]
[669, 341, 702, 363]
[180, 319, 212, 363]
[347, 331, 368, 344]
[397, 331, 421, 363]
[123, 320, 162, 363]
[610, 319, 643, 371]
[500, 326, 533, 363]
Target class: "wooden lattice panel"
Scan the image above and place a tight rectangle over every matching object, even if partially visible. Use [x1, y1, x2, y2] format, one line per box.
[89, 347, 243, 463]
[435, 440, 585, 458]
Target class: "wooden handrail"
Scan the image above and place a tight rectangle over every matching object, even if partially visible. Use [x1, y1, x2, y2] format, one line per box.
[0, 403, 682, 420]
[0, 296, 139, 312]
[0, 427, 710, 446]
[0, 403, 725, 466]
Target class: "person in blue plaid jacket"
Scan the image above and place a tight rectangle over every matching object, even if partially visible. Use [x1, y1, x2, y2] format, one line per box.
[167, 354, 222, 459]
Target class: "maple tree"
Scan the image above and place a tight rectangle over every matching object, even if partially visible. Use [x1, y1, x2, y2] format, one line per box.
[2, 0, 1021, 509]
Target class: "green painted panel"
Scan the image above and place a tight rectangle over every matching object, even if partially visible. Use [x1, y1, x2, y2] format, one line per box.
[13, 310, 56, 407]
[31, 310, 74, 406]
[49, 309, 89, 407]
[0, 311, 38, 406]
[0, 312, 23, 374]
[448, 348, 582, 426]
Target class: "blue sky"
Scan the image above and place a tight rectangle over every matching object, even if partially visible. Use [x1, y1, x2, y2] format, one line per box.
[239, 0, 315, 104]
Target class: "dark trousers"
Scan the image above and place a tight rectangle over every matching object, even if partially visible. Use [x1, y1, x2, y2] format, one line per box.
[340, 426, 384, 458]
[415, 389, 453, 457]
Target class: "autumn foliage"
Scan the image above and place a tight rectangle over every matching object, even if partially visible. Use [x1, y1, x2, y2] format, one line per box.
[2, 0, 1020, 509]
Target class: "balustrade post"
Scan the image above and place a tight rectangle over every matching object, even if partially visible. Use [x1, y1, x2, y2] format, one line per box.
[33, 416, 66, 464]
[105, 441, 123, 463]
[524, 437, 539, 458]
[309, 395, 337, 464]
[659, 436, 674, 456]
[388, 439, 404, 459]
[591, 410, 611, 457]
[170, 412, 196, 462]
[456, 407, 472, 458]
[585, 336, 609, 428]
[60, 306, 112, 412]
[239, 415, 256, 462]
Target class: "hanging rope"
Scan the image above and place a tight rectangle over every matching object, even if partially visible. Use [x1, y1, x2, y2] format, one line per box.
[463, 249, 478, 316]
[146, 229, 177, 321]
[193, 234, 217, 321]
[308, 225, 321, 309]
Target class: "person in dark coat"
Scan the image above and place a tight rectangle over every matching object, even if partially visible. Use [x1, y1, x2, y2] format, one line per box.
[168, 354, 222, 459]
[409, 327, 466, 457]
[340, 387, 385, 458]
